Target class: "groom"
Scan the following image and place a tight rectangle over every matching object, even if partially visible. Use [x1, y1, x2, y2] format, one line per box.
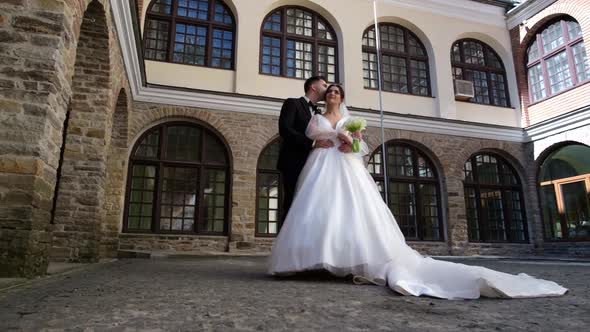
[277, 76, 334, 223]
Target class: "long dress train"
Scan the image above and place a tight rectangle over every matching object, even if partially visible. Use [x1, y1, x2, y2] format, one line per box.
[268, 114, 567, 299]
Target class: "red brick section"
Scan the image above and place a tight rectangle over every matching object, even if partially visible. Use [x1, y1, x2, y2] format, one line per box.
[511, 0, 590, 127]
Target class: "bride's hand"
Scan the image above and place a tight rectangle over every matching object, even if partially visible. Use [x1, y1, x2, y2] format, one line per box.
[314, 139, 334, 149]
[337, 132, 352, 145]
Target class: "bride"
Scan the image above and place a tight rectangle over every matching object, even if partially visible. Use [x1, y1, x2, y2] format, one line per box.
[268, 84, 567, 299]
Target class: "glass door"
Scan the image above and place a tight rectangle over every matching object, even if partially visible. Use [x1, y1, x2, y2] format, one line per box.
[561, 181, 590, 239]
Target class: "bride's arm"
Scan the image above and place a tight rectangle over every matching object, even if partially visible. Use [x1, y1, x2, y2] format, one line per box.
[305, 115, 335, 141]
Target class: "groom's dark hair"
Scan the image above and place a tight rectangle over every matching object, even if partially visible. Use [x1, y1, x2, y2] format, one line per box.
[304, 76, 326, 93]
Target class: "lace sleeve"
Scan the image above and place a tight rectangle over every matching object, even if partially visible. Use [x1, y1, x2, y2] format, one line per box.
[305, 115, 336, 141]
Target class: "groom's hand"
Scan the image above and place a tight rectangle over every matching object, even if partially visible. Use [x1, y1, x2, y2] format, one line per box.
[314, 139, 334, 149]
[338, 143, 353, 153]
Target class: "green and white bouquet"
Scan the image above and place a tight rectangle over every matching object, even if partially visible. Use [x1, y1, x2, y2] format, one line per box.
[343, 117, 367, 153]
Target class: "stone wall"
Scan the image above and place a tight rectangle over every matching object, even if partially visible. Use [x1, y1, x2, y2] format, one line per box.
[119, 233, 228, 253]
[121, 103, 539, 257]
[101, 90, 130, 259]
[128, 102, 279, 247]
[50, 0, 111, 262]
[0, 0, 129, 277]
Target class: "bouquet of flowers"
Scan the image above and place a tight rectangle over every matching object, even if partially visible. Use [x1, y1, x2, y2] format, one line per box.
[343, 117, 367, 153]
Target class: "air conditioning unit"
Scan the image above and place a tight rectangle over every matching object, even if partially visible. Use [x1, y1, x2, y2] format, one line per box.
[454, 79, 475, 101]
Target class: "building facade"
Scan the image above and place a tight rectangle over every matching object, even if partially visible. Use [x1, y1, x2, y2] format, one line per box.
[0, 0, 588, 277]
[508, 0, 590, 255]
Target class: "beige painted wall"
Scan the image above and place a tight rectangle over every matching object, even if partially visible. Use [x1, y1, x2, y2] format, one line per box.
[146, 61, 235, 92]
[140, 0, 521, 127]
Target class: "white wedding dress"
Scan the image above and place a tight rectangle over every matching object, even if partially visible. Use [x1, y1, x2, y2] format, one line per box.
[268, 113, 567, 300]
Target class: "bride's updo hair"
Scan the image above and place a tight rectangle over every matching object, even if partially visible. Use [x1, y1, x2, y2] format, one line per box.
[325, 84, 345, 101]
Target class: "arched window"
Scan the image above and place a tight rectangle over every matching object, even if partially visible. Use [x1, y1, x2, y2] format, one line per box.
[260, 6, 338, 82]
[539, 144, 590, 240]
[463, 153, 527, 242]
[124, 122, 230, 235]
[256, 139, 283, 236]
[362, 23, 430, 96]
[451, 39, 509, 107]
[143, 0, 235, 69]
[368, 143, 443, 241]
[527, 18, 589, 103]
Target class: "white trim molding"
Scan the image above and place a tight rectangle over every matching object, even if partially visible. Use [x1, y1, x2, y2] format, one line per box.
[110, 0, 525, 143]
[506, 0, 558, 29]
[524, 106, 590, 142]
[354, 110, 525, 142]
[381, 0, 508, 28]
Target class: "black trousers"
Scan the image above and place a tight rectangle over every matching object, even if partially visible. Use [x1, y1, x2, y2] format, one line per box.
[280, 169, 300, 223]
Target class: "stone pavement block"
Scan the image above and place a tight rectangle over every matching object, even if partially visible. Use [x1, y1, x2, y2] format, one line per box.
[0, 256, 588, 331]
[0, 278, 27, 291]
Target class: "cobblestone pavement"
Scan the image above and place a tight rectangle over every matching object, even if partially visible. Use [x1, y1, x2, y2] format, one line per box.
[0, 256, 588, 331]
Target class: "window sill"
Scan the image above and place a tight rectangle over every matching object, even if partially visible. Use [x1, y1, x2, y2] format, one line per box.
[406, 239, 446, 243]
[255, 233, 278, 238]
[146, 58, 235, 71]
[543, 238, 590, 242]
[527, 79, 590, 107]
[120, 232, 228, 238]
[258, 72, 338, 82]
[467, 240, 530, 244]
[455, 99, 514, 110]
[364, 87, 434, 99]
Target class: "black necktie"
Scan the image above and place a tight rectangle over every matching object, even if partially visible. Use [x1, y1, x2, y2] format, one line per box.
[309, 101, 320, 114]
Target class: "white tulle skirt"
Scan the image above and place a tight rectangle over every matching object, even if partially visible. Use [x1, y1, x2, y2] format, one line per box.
[268, 144, 567, 300]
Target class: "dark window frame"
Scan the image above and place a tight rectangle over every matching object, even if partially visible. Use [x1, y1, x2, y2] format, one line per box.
[463, 153, 528, 243]
[368, 142, 444, 241]
[362, 23, 432, 97]
[123, 121, 232, 236]
[451, 38, 511, 107]
[255, 138, 283, 237]
[143, 0, 236, 70]
[526, 18, 588, 104]
[259, 5, 339, 82]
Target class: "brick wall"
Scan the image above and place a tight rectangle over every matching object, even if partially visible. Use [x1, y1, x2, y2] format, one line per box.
[510, 0, 590, 126]
[528, 83, 590, 125]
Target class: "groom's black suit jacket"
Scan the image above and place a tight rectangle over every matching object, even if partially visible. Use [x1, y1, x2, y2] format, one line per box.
[277, 97, 314, 180]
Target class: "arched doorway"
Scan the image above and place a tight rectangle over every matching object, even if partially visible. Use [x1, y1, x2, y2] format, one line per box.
[539, 144, 590, 240]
